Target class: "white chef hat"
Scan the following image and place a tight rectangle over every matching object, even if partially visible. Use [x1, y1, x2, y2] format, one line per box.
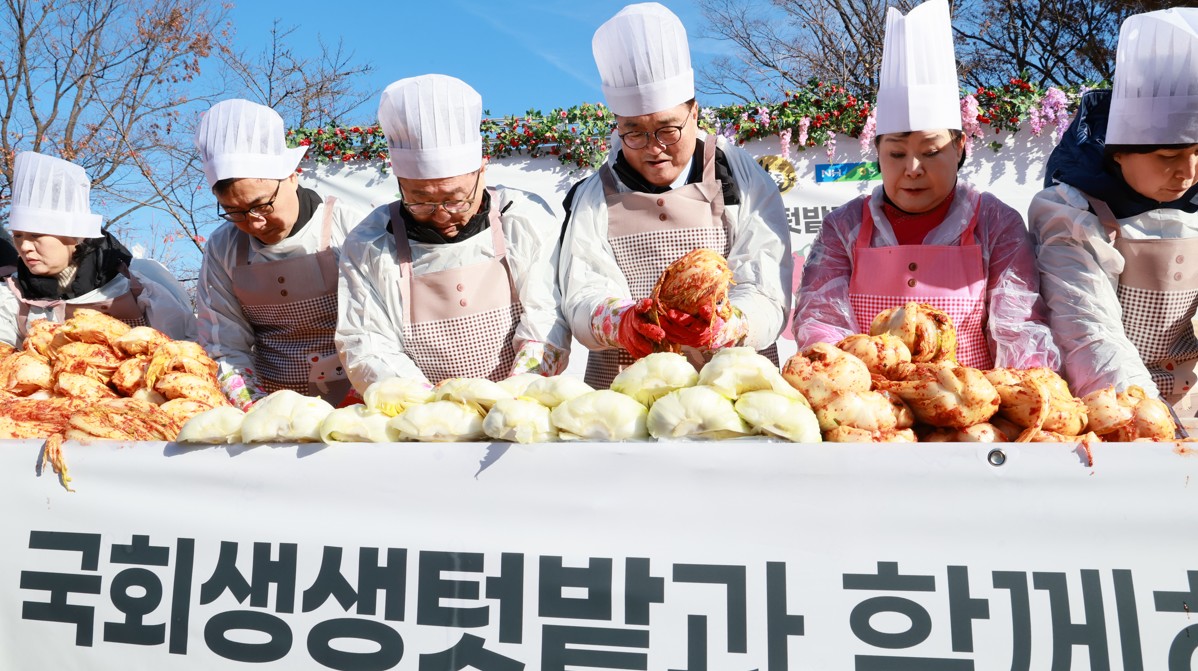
[378, 74, 483, 180]
[875, 0, 962, 136]
[593, 2, 695, 117]
[1107, 7, 1198, 146]
[7, 151, 103, 239]
[194, 99, 308, 188]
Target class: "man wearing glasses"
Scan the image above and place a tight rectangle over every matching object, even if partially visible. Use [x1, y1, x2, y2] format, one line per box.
[559, 2, 792, 389]
[335, 74, 571, 388]
[194, 99, 364, 409]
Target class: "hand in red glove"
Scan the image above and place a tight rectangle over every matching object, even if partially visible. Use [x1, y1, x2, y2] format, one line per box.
[656, 303, 719, 349]
[336, 388, 365, 409]
[616, 299, 666, 359]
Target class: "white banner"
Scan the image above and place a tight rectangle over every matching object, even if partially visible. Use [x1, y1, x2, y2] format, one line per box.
[3, 439, 1197, 670]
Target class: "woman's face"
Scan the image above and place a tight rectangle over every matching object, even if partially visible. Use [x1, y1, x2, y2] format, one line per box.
[878, 130, 964, 214]
[12, 231, 77, 276]
[1113, 145, 1198, 204]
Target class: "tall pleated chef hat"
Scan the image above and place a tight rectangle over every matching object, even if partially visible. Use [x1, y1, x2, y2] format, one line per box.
[378, 74, 483, 179]
[1107, 7, 1198, 145]
[875, 0, 962, 136]
[194, 99, 308, 188]
[8, 151, 103, 238]
[593, 2, 695, 117]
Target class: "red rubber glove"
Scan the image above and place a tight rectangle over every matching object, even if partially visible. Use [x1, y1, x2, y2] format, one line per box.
[616, 299, 666, 359]
[336, 388, 365, 409]
[657, 304, 719, 349]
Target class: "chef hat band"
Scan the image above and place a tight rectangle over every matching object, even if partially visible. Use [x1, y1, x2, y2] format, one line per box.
[8, 151, 103, 238]
[195, 99, 308, 188]
[1107, 7, 1198, 145]
[593, 2, 695, 117]
[874, 0, 962, 136]
[378, 74, 483, 180]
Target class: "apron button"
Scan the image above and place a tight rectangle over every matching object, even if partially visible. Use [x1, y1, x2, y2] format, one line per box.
[280, 289, 288, 297]
[459, 299, 468, 307]
[277, 276, 285, 283]
[656, 198, 665, 207]
[1175, 272, 1183, 281]
[456, 283, 464, 292]
[908, 262, 917, 271]
[907, 278, 917, 288]
[1177, 255, 1185, 264]
[658, 213, 667, 222]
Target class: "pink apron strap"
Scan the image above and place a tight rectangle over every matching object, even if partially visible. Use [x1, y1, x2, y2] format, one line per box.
[855, 197, 876, 249]
[1079, 193, 1121, 242]
[390, 201, 415, 325]
[485, 189, 520, 303]
[701, 135, 717, 183]
[599, 162, 618, 197]
[233, 229, 251, 266]
[318, 196, 337, 251]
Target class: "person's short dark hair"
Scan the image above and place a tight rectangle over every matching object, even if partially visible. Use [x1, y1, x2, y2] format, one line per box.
[874, 129, 968, 169]
[212, 177, 239, 198]
[1104, 142, 1198, 158]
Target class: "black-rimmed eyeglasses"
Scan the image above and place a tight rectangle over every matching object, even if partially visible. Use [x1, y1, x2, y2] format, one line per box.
[619, 125, 686, 150]
[217, 180, 282, 223]
[400, 171, 482, 217]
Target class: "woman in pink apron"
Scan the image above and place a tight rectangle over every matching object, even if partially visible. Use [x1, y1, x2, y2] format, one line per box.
[793, 0, 1057, 372]
[1031, 8, 1198, 414]
[0, 152, 195, 349]
[559, 4, 793, 389]
[336, 75, 570, 390]
[194, 99, 365, 409]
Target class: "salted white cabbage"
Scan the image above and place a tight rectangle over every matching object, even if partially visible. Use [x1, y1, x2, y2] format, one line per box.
[483, 398, 556, 443]
[176, 406, 246, 444]
[522, 375, 594, 408]
[497, 373, 543, 397]
[647, 386, 752, 440]
[610, 352, 698, 406]
[734, 391, 822, 443]
[318, 404, 397, 443]
[698, 347, 801, 400]
[363, 377, 434, 417]
[388, 401, 486, 442]
[240, 390, 335, 443]
[433, 377, 513, 414]
[550, 390, 649, 441]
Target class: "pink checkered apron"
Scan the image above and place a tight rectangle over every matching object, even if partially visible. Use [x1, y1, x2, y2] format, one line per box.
[390, 190, 522, 384]
[4, 264, 148, 339]
[848, 195, 993, 369]
[585, 138, 779, 389]
[231, 197, 351, 404]
[1084, 196, 1198, 415]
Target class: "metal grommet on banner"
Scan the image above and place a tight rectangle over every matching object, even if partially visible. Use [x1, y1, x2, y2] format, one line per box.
[987, 448, 1007, 467]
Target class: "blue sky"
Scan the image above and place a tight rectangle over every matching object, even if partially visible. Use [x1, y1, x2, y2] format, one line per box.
[227, 0, 733, 121]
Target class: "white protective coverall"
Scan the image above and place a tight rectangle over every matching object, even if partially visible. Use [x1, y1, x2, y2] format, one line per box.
[336, 185, 571, 389]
